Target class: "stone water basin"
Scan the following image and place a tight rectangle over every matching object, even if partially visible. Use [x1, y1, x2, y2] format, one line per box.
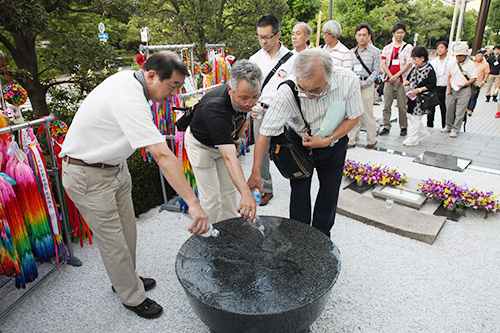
[176, 216, 341, 333]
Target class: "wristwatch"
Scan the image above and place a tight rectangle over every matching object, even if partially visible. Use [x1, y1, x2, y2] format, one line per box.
[329, 135, 338, 147]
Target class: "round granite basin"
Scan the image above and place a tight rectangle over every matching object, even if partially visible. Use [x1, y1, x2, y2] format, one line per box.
[176, 216, 341, 333]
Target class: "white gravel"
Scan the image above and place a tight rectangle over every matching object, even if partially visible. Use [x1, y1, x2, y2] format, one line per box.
[1, 147, 499, 332]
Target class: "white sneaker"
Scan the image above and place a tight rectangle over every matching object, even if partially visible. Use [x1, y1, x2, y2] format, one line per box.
[403, 138, 419, 146]
[449, 132, 458, 138]
[440, 127, 451, 133]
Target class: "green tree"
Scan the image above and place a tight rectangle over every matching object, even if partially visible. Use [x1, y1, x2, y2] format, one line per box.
[0, 0, 136, 117]
[133, 0, 288, 61]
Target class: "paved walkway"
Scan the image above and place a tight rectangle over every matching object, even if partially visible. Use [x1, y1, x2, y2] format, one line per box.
[354, 88, 500, 172]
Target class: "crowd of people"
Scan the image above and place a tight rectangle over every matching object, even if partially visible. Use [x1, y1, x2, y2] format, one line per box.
[58, 13, 498, 320]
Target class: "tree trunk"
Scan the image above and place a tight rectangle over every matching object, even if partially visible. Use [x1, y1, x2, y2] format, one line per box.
[11, 32, 50, 117]
[23, 79, 49, 117]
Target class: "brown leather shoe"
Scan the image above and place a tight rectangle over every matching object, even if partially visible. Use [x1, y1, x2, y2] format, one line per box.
[365, 142, 377, 150]
[259, 193, 273, 206]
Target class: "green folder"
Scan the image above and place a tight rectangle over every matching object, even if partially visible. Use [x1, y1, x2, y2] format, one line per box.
[316, 101, 347, 137]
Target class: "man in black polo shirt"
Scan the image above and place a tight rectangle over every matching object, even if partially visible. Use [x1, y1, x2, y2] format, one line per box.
[185, 60, 262, 225]
[485, 45, 500, 102]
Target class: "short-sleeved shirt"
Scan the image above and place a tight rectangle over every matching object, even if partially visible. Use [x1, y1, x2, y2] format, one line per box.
[429, 56, 450, 87]
[60, 70, 164, 165]
[189, 85, 244, 147]
[381, 42, 413, 82]
[259, 68, 364, 138]
[447, 58, 478, 86]
[487, 55, 500, 75]
[474, 60, 490, 82]
[249, 43, 295, 106]
[321, 41, 352, 69]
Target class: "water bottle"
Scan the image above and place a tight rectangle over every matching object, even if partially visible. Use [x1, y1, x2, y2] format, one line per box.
[201, 224, 220, 238]
[250, 189, 265, 235]
[178, 213, 219, 237]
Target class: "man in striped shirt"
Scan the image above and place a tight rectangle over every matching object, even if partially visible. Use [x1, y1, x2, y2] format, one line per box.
[248, 49, 363, 237]
[320, 20, 352, 69]
[348, 23, 381, 149]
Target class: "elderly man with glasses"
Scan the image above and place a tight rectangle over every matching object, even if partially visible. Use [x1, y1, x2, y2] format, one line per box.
[320, 20, 352, 69]
[185, 60, 262, 226]
[249, 14, 296, 206]
[248, 49, 363, 237]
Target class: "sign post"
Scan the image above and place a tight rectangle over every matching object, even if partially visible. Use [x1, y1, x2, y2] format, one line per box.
[98, 22, 108, 42]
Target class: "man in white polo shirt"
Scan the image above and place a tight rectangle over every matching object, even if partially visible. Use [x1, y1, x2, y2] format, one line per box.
[60, 51, 209, 319]
[249, 14, 295, 206]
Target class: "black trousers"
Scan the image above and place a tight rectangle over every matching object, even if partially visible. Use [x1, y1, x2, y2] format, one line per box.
[288, 130, 348, 238]
[428, 86, 447, 128]
[467, 92, 479, 111]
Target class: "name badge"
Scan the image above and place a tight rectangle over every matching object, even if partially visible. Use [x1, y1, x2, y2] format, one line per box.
[495, 61, 499, 66]
[392, 59, 400, 66]
[353, 64, 363, 72]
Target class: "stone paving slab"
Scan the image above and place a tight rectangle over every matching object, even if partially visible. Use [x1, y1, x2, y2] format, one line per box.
[337, 188, 447, 245]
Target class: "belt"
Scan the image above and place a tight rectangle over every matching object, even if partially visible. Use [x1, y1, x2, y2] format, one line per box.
[63, 156, 118, 169]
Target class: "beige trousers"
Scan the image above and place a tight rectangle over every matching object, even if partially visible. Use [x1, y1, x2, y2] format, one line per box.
[348, 83, 377, 145]
[184, 129, 238, 224]
[485, 74, 500, 96]
[382, 81, 408, 130]
[62, 159, 146, 307]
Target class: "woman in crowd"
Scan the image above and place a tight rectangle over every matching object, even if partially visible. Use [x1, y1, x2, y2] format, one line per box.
[402, 45, 437, 146]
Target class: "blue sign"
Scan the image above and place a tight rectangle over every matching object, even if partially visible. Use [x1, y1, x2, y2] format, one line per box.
[98, 22, 105, 33]
[98, 33, 109, 41]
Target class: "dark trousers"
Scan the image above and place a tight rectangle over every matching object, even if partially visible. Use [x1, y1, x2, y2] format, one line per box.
[428, 86, 447, 128]
[288, 130, 347, 238]
[467, 92, 479, 111]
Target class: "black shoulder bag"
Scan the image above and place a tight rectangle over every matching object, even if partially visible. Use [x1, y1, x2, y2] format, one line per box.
[174, 96, 225, 132]
[268, 80, 314, 180]
[377, 43, 408, 96]
[261, 51, 293, 91]
[354, 47, 380, 85]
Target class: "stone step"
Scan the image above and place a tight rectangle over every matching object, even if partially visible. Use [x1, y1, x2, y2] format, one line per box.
[337, 188, 447, 245]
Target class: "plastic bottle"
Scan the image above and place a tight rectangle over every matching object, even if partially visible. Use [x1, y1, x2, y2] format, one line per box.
[178, 213, 219, 237]
[250, 189, 265, 235]
[201, 224, 220, 238]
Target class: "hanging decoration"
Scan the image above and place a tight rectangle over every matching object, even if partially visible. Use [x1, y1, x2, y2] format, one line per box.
[3, 85, 28, 106]
[0, 52, 28, 106]
[136, 53, 147, 67]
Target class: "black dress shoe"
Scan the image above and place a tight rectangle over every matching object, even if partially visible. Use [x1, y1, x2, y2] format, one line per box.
[494, 96, 498, 102]
[400, 128, 407, 136]
[112, 276, 157, 293]
[123, 298, 163, 319]
[379, 128, 390, 136]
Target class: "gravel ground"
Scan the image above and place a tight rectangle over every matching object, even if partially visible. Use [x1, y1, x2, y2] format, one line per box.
[1, 147, 499, 332]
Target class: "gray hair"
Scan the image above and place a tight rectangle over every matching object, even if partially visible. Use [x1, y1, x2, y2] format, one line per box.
[294, 22, 312, 36]
[229, 59, 263, 92]
[293, 49, 333, 83]
[322, 20, 342, 37]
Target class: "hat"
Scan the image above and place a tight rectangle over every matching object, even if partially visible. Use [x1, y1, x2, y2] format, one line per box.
[452, 42, 470, 56]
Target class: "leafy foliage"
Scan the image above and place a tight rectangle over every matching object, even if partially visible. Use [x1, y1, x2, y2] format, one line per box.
[133, 0, 288, 60]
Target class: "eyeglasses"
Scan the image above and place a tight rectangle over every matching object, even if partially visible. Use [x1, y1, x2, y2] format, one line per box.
[295, 83, 329, 97]
[255, 31, 279, 40]
[235, 96, 260, 106]
[322, 31, 332, 36]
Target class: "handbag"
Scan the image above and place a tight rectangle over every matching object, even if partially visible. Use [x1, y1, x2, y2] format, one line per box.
[419, 91, 440, 110]
[269, 80, 314, 180]
[376, 81, 385, 96]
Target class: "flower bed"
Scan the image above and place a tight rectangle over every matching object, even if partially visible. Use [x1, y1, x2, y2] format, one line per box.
[418, 179, 500, 218]
[343, 159, 407, 187]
